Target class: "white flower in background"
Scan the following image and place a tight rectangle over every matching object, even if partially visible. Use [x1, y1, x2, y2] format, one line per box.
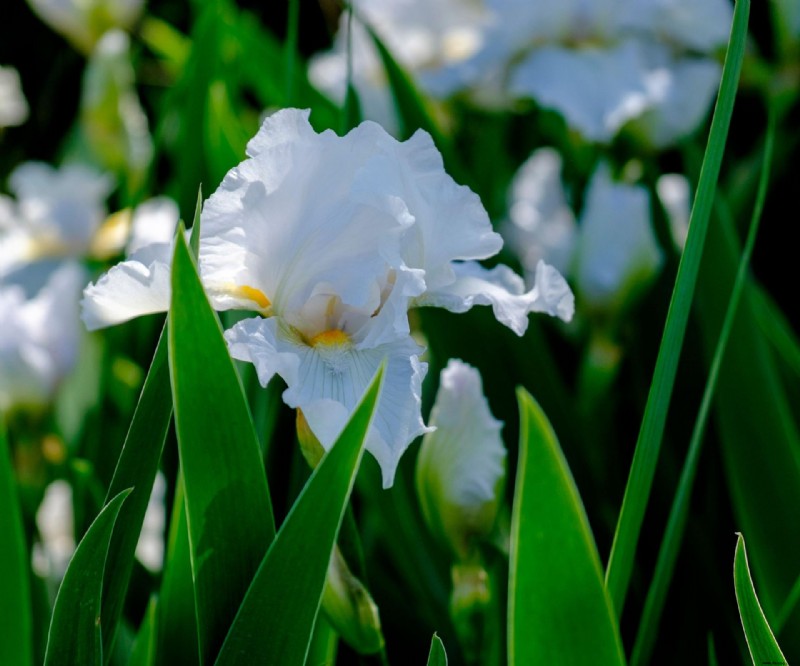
[0, 162, 113, 280]
[0, 65, 29, 129]
[81, 30, 153, 184]
[26, 0, 145, 54]
[504, 148, 691, 312]
[310, 0, 489, 134]
[416, 359, 505, 559]
[32, 480, 75, 581]
[136, 471, 166, 573]
[83, 108, 573, 486]
[81, 197, 179, 330]
[312, 0, 731, 146]
[0, 262, 86, 411]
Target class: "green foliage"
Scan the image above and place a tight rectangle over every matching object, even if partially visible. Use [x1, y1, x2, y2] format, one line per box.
[427, 634, 448, 666]
[605, 0, 751, 616]
[0, 420, 32, 666]
[215, 365, 384, 665]
[509, 390, 624, 666]
[734, 535, 787, 665]
[168, 230, 275, 661]
[44, 489, 131, 666]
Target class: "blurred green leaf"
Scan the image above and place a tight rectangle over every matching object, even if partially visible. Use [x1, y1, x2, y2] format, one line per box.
[631, 101, 776, 666]
[169, 230, 275, 662]
[129, 598, 158, 666]
[734, 535, 787, 665]
[156, 474, 199, 666]
[427, 634, 448, 666]
[215, 365, 384, 666]
[100, 326, 171, 658]
[509, 389, 624, 666]
[44, 489, 132, 666]
[605, 0, 750, 616]
[0, 420, 32, 666]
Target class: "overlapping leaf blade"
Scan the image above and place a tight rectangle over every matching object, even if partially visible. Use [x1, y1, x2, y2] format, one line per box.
[734, 535, 787, 665]
[215, 365, 384, 666]
[169, 230, 274, 662]
[509, 389, 624, 666]
[427, 634, 448, 666]
[44, 489, 132, 666]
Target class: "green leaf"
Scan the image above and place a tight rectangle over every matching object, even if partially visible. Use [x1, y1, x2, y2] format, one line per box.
[631, 101, 776, 666]
[215, 364, 384, 666]
[734, 535, 788, 665]
[156, 474, 199, 666]
[129, 598, 158, 666]
[100, 326, 171, 658]
[427, 634, 448, 666]
[509, 389, 624, 666]
[44, 489, 132, 666]
[604, 0, 750, 616]
[169, 230, 275, 662]
[0, 420, 32, 666]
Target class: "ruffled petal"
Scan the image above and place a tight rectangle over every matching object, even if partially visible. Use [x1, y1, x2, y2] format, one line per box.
[225, 317, 431, 488]
[81, 242, 172, 330]
[416, 259, 574, 334]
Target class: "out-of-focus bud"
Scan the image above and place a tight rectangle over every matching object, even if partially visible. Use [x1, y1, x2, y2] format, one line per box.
[321, 546, 384, 655]
[27, 0, 145, 54]
[0, 66, 29, 129]
[81, 30, 152, 191]
[416, 359, 506, 562]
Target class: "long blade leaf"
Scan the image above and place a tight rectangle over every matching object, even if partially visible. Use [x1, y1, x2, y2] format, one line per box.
[734, 534, 787, 665]
[169, 229, 275, 662]
[604, 0, 750, 615]
[509, 389, 624, 666]
[44, 489, 132, 666]
[215, 364, 384, 666]
[631, 101, 776, 666]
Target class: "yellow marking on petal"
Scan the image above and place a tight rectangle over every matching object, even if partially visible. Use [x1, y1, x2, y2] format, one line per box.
[90, 208, 132, 260]
[310, 329, 351, 348]
[229, 285, 272, 314]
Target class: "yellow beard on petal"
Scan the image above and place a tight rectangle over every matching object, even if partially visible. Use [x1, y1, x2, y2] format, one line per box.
[309, 329, 351, 348]
[227, 284, 272, 315]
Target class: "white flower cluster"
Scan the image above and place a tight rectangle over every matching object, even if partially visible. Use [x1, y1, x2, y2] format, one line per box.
[311, 0, 732, 145]
[83, 108, 574, 486]
[503, 148, 691, 313]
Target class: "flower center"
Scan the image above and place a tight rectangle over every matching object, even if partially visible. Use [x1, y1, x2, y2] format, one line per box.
[309, 329, 351, 348]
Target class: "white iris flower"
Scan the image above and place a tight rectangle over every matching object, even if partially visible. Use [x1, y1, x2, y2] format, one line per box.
[82, 108, 573, 487]
[0, 65, 29, 129]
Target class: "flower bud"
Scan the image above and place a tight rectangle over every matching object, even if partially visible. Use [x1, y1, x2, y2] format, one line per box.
[416, 359, 505, 561]
[321, 546, 384, 654]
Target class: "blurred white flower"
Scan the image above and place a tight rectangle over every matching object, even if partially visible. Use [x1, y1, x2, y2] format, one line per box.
[81, 197, 178, 330]
[26, 0, 145, 54]
[32, 479, 75, 581]
[0, 162, 113, 280]
[416, 359, 505, 560]
[136, 471, 166, 573]
[310, 0, 489, 133]
[312, 0, 731, 146]
[0, 262, 86, 411]
[504, 149, 693, 311]
[0, 65, 28, 129]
